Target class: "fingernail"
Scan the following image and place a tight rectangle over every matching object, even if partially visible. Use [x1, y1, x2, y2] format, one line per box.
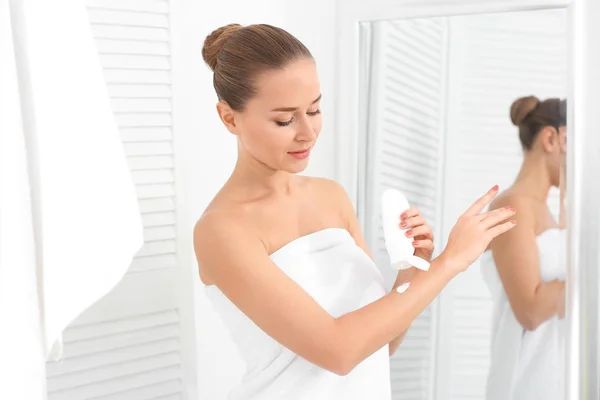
[406, 230, 413, 237]
[505, 206, 514, 212]
[401, 213, 408, 220]
[400, 222, 408, 228]
[413, 240, 420, 246]
[511, 220, 517, 225]
[492, 185, 499, 191]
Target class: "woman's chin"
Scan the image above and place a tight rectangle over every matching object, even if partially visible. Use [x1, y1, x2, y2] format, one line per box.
[285, 159, 310, 174]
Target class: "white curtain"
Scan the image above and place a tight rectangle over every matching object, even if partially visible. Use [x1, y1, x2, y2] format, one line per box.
[0, 0, 144, 398]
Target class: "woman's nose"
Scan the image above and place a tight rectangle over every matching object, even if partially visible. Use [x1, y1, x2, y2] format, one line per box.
[295, 115, 317, 142]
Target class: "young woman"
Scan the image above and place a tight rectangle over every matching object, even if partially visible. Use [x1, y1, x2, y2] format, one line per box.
[482, 96, 567, 400]
[194, 23, 516, 400]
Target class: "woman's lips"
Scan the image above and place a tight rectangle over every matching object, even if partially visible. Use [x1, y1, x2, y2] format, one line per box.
[288, 147, 312, 160]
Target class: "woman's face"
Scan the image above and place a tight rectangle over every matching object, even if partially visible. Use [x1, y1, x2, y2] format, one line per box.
[539, 125, 566, 187]
[221, 58, 322, 174]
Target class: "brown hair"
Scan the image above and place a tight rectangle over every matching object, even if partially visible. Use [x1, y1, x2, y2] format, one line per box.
[202, 24, 313, 111]
[510, 96, 567, 150]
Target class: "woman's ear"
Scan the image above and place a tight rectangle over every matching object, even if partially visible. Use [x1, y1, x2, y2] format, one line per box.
[216, 101, 240, 135]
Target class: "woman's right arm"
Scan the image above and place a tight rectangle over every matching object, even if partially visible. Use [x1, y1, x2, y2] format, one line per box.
[490, 197, 565, 331]
[195, 188, 515, 376]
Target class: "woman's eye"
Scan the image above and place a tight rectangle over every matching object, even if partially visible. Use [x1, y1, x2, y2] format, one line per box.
[276, 118, 294, 127]
[276, 109, 320, 127]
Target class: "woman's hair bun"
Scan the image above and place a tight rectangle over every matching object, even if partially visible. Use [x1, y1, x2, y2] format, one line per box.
[202, 23, 243, 72]
[510, 95, 540, 126]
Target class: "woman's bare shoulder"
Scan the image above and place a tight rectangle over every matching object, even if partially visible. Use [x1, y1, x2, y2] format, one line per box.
[193, 199, 259, 285]
[306, 177, 351, 203]
[490, 188, 535, 213]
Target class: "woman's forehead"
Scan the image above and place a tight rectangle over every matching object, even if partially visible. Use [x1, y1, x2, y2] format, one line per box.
[251, 59, 321, 108]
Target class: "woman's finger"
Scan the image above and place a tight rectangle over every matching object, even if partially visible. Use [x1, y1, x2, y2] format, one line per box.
[400, 215, 424, 229]
[400, 206, 421, 221]
[481, 206, 516, 229]
[412, 239, 434, 250]
[405, 225, 433, 240]
[463, 185, 499, 217]
[485, 219, 517, 240]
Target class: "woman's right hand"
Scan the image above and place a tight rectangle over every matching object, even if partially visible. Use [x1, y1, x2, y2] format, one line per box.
[439, 185, 517, 274]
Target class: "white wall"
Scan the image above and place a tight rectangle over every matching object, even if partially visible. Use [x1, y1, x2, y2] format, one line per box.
[170, 1, 337, 398]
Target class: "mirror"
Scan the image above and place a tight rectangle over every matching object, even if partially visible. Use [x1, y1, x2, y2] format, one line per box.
[358, 8, 568, 400]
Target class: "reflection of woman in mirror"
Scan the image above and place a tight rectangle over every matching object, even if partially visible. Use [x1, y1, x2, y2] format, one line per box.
[193, 23, 517, 399]
[482, 96, 567, 400]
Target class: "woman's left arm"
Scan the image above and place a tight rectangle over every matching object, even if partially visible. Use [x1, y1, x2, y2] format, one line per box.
[387, 207, 435, 355]
[331, 180, 435, 356]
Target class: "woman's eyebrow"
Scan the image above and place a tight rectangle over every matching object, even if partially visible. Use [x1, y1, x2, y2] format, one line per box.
[270, 94, 322, 112]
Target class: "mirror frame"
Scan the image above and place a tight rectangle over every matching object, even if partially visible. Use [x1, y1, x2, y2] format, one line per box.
[334, 0, 600, 398]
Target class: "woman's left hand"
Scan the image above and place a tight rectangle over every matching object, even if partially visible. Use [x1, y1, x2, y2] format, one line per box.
[400, 207, 435, 261]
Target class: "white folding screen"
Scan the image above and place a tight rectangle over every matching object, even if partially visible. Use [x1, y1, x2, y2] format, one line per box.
[45, 1, 194, 399]
[439, 10, 568, 400]
[362, 8, 567, 400]
[363, 18, 448, 400]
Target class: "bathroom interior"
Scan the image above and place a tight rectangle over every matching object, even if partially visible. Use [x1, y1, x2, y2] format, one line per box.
[4, 0, 600, 399]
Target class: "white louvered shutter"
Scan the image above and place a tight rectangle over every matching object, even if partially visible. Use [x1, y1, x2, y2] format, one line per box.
[45, 2, 194, 399]
[362, 19, 448, 400]
[437, 10, 568, 400]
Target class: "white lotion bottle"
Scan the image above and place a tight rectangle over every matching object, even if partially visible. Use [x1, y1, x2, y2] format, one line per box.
[381, 188, 431, 272]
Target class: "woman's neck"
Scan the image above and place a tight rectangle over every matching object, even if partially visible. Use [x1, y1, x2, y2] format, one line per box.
[513, 153, 552, 202]
[228, 149, 294, 197]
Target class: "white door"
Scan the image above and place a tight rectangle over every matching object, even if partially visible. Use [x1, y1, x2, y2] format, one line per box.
[361, 18, 449, 400]
[45, 1, 196, 399]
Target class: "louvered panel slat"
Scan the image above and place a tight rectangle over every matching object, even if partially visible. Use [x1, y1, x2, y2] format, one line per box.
[128, 156, 174, 171]
[130, 255, 178, 273]
[386, 55, 441, 95]
[112, 98, 171, 112]
[108, 84, 172, 98]
[63, 309, 179, 343]
[92, 382, 182, 400]
[48, 366, 181, 400]
[144, 226, 176, 242]
[88, 10, 169, 28]
[387, 47, 441, 83]
[133, 171, 174, 186]
[364, 19, 447, 400]
[387, 41, 442, 78]
[124, 142, 172, 156]
[394, 24, 443, 58]
[115, 113, 172, 127]
[48, 353, 181, 392]
[137, 240, 177, 257]
[121, 128, 172, 142]
[106, 70, 171, 84]
[138, 198, 175, 214]
[96, 39, 169, 56]
[136, 184, 175, 199]
[92, 25, 169, 41]
[87, 0, 169, 14]
[141, 212, 176, 228]
[383, 90, 441, 122]
[47, 340, 180, 377]
[382, 125, 438, 151]
[47, 308, 181, 400]
[101, 54, 170, 70]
